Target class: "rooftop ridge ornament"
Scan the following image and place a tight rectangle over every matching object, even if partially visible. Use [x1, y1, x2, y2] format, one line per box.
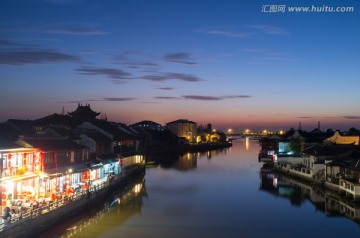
[68, 104, 100, 120]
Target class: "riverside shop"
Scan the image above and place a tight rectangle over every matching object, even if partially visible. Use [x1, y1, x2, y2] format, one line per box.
[0, 148, 42, 206]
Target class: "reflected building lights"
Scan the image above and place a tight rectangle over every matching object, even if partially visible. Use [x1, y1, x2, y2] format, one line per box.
[259, 164, 360, 227]
[134, 183, 142, 194]
[245, 137, 249, 151]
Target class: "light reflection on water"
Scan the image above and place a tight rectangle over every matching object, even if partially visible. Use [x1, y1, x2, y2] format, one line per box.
[38, 140, 360, 238]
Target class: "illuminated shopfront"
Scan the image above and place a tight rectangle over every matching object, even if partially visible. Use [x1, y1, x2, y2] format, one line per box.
[0, 148, 42, 206]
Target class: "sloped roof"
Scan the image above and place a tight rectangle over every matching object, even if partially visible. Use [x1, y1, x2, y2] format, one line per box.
[17, 138, 86, 151]
[5, 119, 36, 136]
[44, 126, 71, 137]
[326, 158, 360, 173]
[80, 131, 112, 143]
[86, 120, 136, 140]
[35, 113, 82, 127]
[303, 144, 357, 158]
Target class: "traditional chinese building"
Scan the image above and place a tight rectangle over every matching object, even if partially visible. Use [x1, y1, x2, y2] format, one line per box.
[16, 137, 90, 197]
[68, 103, 100, 120]
[0, 146, 42, 206]
[325, 130, 359, 145]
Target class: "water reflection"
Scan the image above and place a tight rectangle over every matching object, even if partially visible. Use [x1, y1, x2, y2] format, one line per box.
[36, 142, 360, 238]
[245, 137, 249, 151]
[259, 163, 360, 226]
[37, 175, 146, 238]
[147, 147, 232, 171]
[172, 153, 198, 171]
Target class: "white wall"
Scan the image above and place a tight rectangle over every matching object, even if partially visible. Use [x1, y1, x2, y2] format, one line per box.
[277, 156, 303, 165]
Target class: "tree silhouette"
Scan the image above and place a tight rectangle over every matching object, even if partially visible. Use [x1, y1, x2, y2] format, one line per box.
[289, 136, 305, 155]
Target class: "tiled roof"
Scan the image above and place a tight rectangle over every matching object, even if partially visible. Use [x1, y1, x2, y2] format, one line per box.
[35, 113, 82, 127]
[18, 138, 86, 151]
[87, 120, 136, 140]
[81, 131, 112, 142]
[303, 144, 357, 158]
[5, 119, 36, 136]
[44, 126, 71, 137]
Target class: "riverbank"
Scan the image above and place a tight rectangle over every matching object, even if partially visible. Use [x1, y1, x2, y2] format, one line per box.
[267, 162, 360, 203]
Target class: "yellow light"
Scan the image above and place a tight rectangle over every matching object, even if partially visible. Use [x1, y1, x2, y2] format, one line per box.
[134, 184, 142, 194]
[187, 153, 191, 160]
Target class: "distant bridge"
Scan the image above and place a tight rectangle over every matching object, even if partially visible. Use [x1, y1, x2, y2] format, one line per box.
[226, 133, 268, 140]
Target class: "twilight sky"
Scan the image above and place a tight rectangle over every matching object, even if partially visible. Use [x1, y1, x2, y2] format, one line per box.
[1, 0, 359, 132]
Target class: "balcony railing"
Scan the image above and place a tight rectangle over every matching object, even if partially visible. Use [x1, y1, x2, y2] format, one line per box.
[0, 180, 108, 232]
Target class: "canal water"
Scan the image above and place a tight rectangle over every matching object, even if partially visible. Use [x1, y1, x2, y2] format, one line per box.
[37, 140, 360, 238]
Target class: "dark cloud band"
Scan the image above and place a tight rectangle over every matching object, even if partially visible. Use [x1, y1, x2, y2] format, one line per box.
[0, 50, 80, 65]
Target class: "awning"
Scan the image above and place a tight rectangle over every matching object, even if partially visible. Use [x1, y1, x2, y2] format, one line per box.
[0, 172, 38, 183]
